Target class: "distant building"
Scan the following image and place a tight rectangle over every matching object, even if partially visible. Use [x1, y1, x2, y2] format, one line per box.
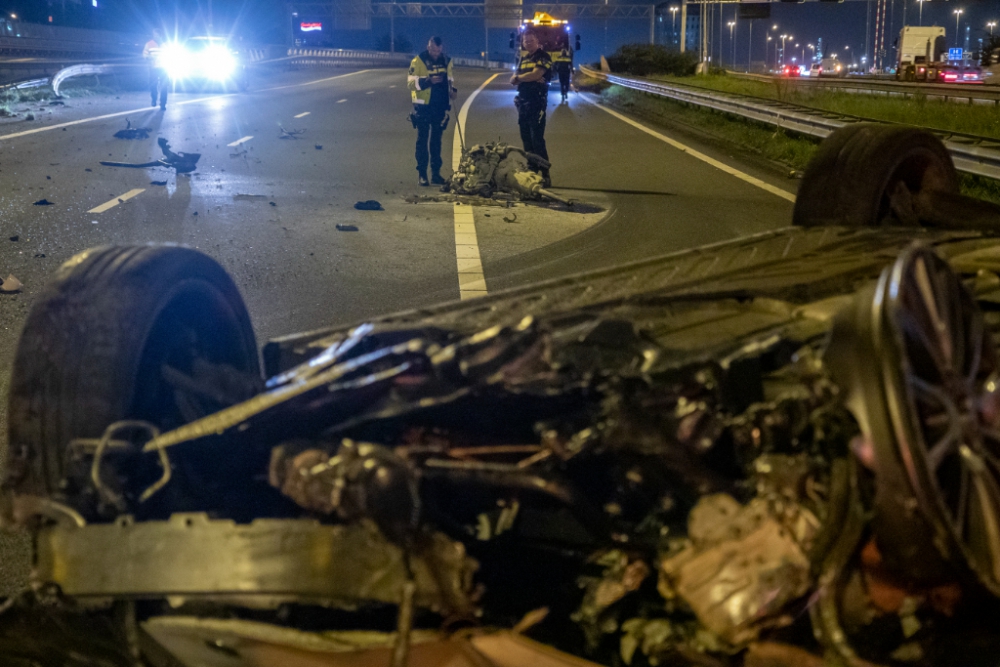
[684, 12, 700, 53]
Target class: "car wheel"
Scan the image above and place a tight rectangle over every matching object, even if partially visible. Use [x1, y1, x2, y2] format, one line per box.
[793, 123, 958, 227]
[828, 246, 1000, 595]
[4, 245, 260, 522]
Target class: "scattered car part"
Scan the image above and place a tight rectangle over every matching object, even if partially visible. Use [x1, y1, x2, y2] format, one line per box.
[100, 138, 201, 173]
[113, 119, 152, 140]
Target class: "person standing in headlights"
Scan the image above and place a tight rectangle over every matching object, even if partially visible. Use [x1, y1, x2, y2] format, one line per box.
[143, 29, 167, 110]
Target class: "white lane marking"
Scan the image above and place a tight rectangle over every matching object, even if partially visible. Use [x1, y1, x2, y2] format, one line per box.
[0, 70, 371, 142]
[260, 69, 369, 92]
[87, 188, 145, 214]
[366, 90, 375, 94]
[580, 95, 797, 203]
[294, 112, 310, 118]
[336, 99, 347, 103]
[452, 73, 500, 301]
[389, 85, 397, 88]
[227, 135, 253, 147]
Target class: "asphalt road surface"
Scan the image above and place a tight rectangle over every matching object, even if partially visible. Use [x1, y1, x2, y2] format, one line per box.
[0, 64, 796, 594]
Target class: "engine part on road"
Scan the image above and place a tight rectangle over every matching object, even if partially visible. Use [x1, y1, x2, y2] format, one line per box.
[448, 142, 569, 203]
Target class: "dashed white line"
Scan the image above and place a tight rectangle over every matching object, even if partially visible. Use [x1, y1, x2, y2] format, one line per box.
[452, 73, 500, 301]
[87, 188, 145, 214]
[227, 135, 253, 147]
[336, 99, 347, 103]
[366, 91, 375, 94]
[389, 85, 397, 88]
[294, 112, 310, 118]
[579, 95, 796, 203]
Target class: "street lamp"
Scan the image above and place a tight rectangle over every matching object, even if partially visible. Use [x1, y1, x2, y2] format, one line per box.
[918, 0, 926, 27]
[989, 21, 997, 36]
[728, 21, 736, 68]
[808, 43, 815, 63]
[669, 5, 679, 45]
[955, 9, 964, 40]
[767, 35, 773, 70]
[780, 34, 792, 67]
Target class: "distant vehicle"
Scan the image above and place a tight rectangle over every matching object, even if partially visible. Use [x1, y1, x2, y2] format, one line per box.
[157, 35, 248, 91]
[512, 12, 579, 69]
[983, 47, 1000, 80]
[938, 63, 983, 83]
[779, 64, 799, 77]
[808, 62, 822, 77]
[896, 25, 947, 81]
[818, 57, 844, 77]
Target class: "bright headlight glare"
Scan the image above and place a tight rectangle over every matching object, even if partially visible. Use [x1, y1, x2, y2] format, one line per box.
[160, 42, 192, 79]
[204, 44, 236, 80]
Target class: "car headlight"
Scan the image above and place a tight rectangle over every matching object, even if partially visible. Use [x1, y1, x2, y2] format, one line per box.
[159, 42, 192, 79]
[204, 44, 237, 80]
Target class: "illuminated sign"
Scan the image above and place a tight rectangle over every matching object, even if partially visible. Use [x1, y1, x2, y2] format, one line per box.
[948, 47, 964, 60]
[300, 22, 322, 32]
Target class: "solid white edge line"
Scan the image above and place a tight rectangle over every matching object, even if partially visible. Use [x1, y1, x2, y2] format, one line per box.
[0, 70, 370, 142]
[453, 72, 500, 300]
[227, 135, 254, 147]
[294, 112, 311, 118]
[579, 94, 797, 203]
[87, 188, 145, 214]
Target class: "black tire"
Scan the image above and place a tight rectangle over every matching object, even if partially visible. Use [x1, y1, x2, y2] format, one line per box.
[5, 246, 260, 520]
[793, 123, 959, 227]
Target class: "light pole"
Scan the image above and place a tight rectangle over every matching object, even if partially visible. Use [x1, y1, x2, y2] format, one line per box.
[728, 21, 736, 68]
[767, 35, 773, 70]
[797, 42, 802, 63]
[917, 0, 925, 26]
[670, 5, 679, 46]
[989, 21, 997, 36]
[808, 43, 815, 63]
[955, 9, 964, 42]
[780, 34, 792, 67]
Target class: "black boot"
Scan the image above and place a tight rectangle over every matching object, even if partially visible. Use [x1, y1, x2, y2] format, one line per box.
[431, 171, 446, 185]
[418, 171, 429, 187]
[541, 170, 551, 188]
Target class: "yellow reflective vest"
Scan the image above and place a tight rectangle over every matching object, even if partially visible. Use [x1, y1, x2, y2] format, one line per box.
[407, 51, 454, 105]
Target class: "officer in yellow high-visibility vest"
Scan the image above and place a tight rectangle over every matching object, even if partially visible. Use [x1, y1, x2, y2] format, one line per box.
[553, 45, 573, 103]
[407, 36, 457, 186]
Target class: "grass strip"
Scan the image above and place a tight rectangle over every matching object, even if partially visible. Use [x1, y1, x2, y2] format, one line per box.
[582, 77, 1000, 205]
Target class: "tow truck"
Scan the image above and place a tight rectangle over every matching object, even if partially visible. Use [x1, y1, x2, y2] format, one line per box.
[511, 11, 580, 69]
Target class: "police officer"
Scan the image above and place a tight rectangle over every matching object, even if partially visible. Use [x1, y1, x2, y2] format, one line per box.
[553, 45, 572, 103]
[510, 30, 553, 186]
[143, 29, 167, 110]
[407, 36, 457, 186]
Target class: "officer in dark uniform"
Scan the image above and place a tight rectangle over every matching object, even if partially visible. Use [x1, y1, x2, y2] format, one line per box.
[510, 30, 553, 186]
[553, 45, 572, 103]
[407, 36, 457, 186]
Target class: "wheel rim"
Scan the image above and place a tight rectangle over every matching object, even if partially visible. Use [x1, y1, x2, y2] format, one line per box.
[880, 247, 1000, 592]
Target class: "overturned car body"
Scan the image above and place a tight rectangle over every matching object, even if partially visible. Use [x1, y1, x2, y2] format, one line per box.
[4, 125, 1000, 667]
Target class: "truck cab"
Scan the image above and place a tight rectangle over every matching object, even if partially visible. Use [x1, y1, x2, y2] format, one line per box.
[896, 25, 947, 81]
[512, 12, 579, 67]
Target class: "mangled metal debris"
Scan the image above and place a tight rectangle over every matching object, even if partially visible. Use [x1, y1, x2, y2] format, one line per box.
[100, 138, 201, 174]
[446, 142, 571, 204]
[112, 119, 151, 140]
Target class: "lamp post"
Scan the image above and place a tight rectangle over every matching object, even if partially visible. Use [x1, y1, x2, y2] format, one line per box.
[670, 5, 679, 46]
[728, 21, 736, 68]
[917, 0, 925, 26]
[767, 35, 773, 70]
[955, 9, 964, 41]
[780, 34, 792, 67]
[808, 43, 815, 63]
[989, 21, 997, 36]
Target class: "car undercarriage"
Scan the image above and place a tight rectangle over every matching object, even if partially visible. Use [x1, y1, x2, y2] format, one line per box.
[4, 125, 1000, 667]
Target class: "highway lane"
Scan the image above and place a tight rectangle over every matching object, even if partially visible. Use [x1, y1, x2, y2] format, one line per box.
[0, 64, 796, 594]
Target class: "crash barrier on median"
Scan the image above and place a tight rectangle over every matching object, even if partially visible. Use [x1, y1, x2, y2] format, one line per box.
[0, 20, 140, 58]
[581, 65, 1000, 182]
[729, 70, 1000, 105]
[282, 48, 512, 69]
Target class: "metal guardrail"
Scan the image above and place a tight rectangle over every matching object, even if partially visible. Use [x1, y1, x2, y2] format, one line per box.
[729, 70, 1000, 105]
[282, 48, 511, 69]
[582, 66, 1000, 181]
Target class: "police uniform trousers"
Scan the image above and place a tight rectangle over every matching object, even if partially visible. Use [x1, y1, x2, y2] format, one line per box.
[517, 98, 548, 164]
[556, 64, 571, 96]
[413, 105, 446, 174]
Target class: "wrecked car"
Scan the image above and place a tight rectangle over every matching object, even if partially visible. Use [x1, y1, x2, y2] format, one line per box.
[4, 124, 1000, 667]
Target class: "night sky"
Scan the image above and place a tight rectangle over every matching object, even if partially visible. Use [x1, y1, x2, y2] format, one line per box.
[0, 0, 995, 66]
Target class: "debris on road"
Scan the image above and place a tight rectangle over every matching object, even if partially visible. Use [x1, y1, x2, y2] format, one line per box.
[279, 126, 305, 139]
[100, 138, 201, 174]
[447, 142, 571, 205]
[230, 150, 247, 158]
[336, 224, 359, 232]
[149, 181, 167, 186]
[32, 199, 53, 206]
[315, 145, 323, 150]
[9, 236, 17, 242]
[354, 200, 383, 211]
[113, 119, 152, 140]
[0, 274, 23, 293]
[269, 201, 277, 207]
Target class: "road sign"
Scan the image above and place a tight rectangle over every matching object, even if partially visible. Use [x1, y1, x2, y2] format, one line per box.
[949, 47, 964, 61]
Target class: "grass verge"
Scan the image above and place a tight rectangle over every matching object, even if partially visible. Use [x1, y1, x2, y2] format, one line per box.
[596, 83, 1000, 205]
